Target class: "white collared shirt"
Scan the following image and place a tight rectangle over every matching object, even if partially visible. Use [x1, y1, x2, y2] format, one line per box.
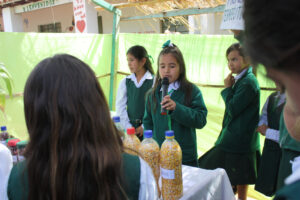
[116, 71, 154, 129]
[285, 156, 300, 185]
[126, 71, 153, 88]
[160, 81, 180, 94]
[234, 68, 248, 82]
[258, 92, 286, 142]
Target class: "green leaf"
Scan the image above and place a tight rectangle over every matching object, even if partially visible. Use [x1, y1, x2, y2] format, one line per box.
[0, 63, 13, 97]
[0, 93, 5, 113]
[0, 72, 13, 96]
[0, 63, 13, 113]
[0, 63, 11, 73]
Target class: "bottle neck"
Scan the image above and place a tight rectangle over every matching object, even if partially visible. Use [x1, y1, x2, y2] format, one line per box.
[128, 134, 136, 138]
[165, 136, 174, 141]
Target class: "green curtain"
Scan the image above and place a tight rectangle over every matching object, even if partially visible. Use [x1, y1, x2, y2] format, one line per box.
[0, 32, 112, 139]
[0, 32, 274, 150]
[116, 33, 274, 154]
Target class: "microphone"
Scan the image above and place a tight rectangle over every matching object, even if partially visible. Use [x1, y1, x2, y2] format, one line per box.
[161, 77, 169, 115]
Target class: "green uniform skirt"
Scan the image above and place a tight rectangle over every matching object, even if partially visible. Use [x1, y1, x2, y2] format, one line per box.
[276, 149, 300, 190]
[255, 139, 282, 196]
[198, 146, 260, 185]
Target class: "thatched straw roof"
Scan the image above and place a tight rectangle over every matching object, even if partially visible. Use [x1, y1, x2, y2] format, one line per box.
[104, 0, 225, 12]
[99, 0, 226, 31]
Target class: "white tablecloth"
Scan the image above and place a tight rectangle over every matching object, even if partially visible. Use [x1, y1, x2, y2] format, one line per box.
[180, 165, 235, 200]
[0, 143, 13, 200]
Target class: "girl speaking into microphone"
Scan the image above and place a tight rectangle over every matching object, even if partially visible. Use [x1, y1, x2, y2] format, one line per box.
[143, 40, 207, 167]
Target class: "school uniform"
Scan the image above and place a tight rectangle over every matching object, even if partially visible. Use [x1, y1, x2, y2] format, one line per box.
[116, 71, 154, 139]
[274, 156, 300, 200]
[276, 115, 300, 190]
[255, 92, 285, 196]
[7, 153, 158, 200]
[198, 67, 261, 185]
[143, 81, 207, 167]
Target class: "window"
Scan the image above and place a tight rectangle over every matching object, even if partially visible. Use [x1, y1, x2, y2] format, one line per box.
[161, 16, 189, 34]
[98, 16, 103, 34]
[38, 23, 62, 33]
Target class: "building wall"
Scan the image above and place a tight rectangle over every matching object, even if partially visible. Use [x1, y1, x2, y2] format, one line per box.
[22, 3, 74, 32]
[189, 13, 231, 35]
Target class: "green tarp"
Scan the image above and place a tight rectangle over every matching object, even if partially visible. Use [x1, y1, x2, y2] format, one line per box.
[0, 32, 274, 156]
[0, 32, 112, 140]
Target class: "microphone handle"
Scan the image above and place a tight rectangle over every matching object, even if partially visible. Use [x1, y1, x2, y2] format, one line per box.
[161, 84, 168, 115]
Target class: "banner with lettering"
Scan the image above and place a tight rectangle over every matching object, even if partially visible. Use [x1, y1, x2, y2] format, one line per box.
[220, 0, 244, 30]
[72, 0, 87, 33]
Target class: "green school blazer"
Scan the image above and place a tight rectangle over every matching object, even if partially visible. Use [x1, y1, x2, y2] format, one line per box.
[274, 180, 300, 200]
[143, 83, 207, 164]
[7, 153, 141, 200]
[215, 67, 260, 153]
[279, 113, 300, 151]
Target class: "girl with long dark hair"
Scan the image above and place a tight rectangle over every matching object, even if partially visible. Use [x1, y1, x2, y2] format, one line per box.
[116, 45, 154, 140]
[7, 54, 157, 200]
[143, 41, 207, 167]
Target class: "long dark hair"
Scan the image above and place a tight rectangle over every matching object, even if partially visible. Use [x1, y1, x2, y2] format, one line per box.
[243, 0, 300, 73]
[149, 43, 193, 111]
[23, 54, 126, 200]
[127, 45, 154, 74]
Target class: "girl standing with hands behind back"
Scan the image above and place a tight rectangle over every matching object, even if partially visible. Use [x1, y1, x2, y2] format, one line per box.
[116, 45, 154, 140]
[198, 43, 260, 200]
[254, 83, 285, 196]
[143, 41, 207, 167]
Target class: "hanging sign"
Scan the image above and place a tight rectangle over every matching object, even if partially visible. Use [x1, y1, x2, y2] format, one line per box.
[72, 0, 87, 33]
[220, 0, 244, 30]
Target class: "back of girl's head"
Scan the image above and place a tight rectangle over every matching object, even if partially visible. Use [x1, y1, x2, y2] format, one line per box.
[127, 45, 154, 74]
[24, 54, 126, 200]
[226, 43, 245, 58]
[243, 0, 300, 73]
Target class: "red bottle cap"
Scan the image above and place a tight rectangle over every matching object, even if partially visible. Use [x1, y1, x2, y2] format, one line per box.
[127, 127, 135, 135]
[161, 112, 167, 115]
[7, 138, 21, 147]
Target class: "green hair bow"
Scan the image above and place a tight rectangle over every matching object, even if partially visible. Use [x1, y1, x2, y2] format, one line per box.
[147, 55, 154, 63]
[162, 40, 173, 48]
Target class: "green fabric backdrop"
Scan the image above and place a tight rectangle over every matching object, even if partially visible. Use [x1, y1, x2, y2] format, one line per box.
[116, 33, 274, 156]
[0, 32, 274, 156]
[0, 32, 112, 139]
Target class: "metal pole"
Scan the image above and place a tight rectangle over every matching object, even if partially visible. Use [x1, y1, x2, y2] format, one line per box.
[109, 9, 121, 109]
[91, 0, 121, 109]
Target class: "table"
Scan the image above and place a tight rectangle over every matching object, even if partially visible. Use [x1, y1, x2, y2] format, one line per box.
[180, 165, 235, 200]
